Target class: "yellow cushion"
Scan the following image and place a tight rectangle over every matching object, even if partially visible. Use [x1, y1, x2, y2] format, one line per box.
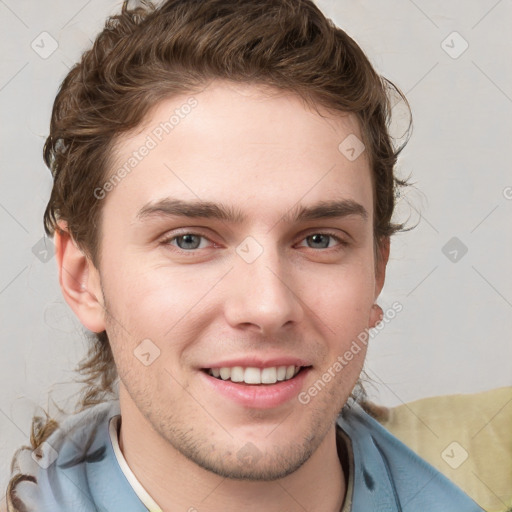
[373, 387, 512, 512]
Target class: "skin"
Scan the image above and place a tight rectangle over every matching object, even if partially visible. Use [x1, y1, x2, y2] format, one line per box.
[56, 80, 388, 512]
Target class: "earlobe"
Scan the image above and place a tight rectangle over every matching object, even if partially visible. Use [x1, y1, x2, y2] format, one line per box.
[368, 303, 384, 329]
[54, 222, 106, 333]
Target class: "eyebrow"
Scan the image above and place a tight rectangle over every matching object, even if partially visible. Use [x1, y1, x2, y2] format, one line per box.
[137, 197, 368, 224]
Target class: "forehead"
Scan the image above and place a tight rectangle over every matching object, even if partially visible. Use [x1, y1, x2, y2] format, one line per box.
[105, 81, 373, 225]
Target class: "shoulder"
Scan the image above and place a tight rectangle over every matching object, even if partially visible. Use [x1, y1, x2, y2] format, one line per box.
[370, 388, 512, 512]
[4, 401, 120, 512]
[337, 402, 485, 511]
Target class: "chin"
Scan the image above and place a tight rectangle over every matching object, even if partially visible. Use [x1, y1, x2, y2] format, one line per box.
[187, 444, 315, 482]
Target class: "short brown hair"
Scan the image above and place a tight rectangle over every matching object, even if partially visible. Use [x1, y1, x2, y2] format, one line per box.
[8, 1, 411, 508]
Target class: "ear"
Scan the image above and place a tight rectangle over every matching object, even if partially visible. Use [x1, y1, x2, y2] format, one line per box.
[54, 221, 106, 333]
[369, 236, 390, 328]
[374, 236, 390, 299]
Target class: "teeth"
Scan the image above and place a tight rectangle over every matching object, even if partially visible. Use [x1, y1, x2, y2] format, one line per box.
[219, 367, 231, 380]
[208, 365, 302, 384]
[261, 367, 277, 384]
[276, 366, 287, 381]
[244, 367, 261, 384]
[231, 366, 244, 383]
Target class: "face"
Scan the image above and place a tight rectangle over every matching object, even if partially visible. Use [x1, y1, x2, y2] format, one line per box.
[91, 81, 385, 480]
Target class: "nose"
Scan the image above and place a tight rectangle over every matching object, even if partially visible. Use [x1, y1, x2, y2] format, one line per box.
[223, 242, 304, 336]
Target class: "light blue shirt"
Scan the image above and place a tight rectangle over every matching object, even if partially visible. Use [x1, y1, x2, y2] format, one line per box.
[10, 399, 484, 511]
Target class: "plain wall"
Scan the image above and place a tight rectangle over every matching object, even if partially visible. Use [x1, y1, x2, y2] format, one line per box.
[1, 0, 511, 497]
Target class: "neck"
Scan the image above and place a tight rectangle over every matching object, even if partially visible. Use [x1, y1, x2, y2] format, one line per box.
[118, 388, 346, 512]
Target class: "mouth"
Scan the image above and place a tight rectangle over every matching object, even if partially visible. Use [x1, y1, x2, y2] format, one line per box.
[200, 363, 313, 409]
[202, 365, 311, 385]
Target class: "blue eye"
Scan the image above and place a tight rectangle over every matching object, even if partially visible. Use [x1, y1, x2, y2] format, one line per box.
[306, 234, 332, 249]
[300, 233, 344, 249]
[169, 234, 208, 250]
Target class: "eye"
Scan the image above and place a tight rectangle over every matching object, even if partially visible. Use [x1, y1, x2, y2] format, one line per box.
[165, 233, 212, 250]
[298, 233, 346, 250]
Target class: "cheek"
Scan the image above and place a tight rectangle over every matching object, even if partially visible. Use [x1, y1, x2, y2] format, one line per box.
[101, 262, 218, 363]
[104, 262, 192, 318]
[303, 258, 375, 332]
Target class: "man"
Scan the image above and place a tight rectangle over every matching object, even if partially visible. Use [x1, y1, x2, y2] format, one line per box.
[4, 0, 484, 510]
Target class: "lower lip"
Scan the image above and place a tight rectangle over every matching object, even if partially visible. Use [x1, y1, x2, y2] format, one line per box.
[199, 368, 311, 409]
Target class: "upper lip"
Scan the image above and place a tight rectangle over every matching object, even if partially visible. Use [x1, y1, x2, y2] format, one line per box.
[201, 356, 312, 369]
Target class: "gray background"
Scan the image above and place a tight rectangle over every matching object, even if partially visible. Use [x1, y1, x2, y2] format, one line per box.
[1, 0, 511, 496]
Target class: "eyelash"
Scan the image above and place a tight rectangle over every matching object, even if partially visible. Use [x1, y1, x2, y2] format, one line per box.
[160, 231, 349, 253]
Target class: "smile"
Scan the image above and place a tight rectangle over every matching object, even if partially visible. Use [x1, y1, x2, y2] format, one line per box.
[205, 365, 307, 385]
